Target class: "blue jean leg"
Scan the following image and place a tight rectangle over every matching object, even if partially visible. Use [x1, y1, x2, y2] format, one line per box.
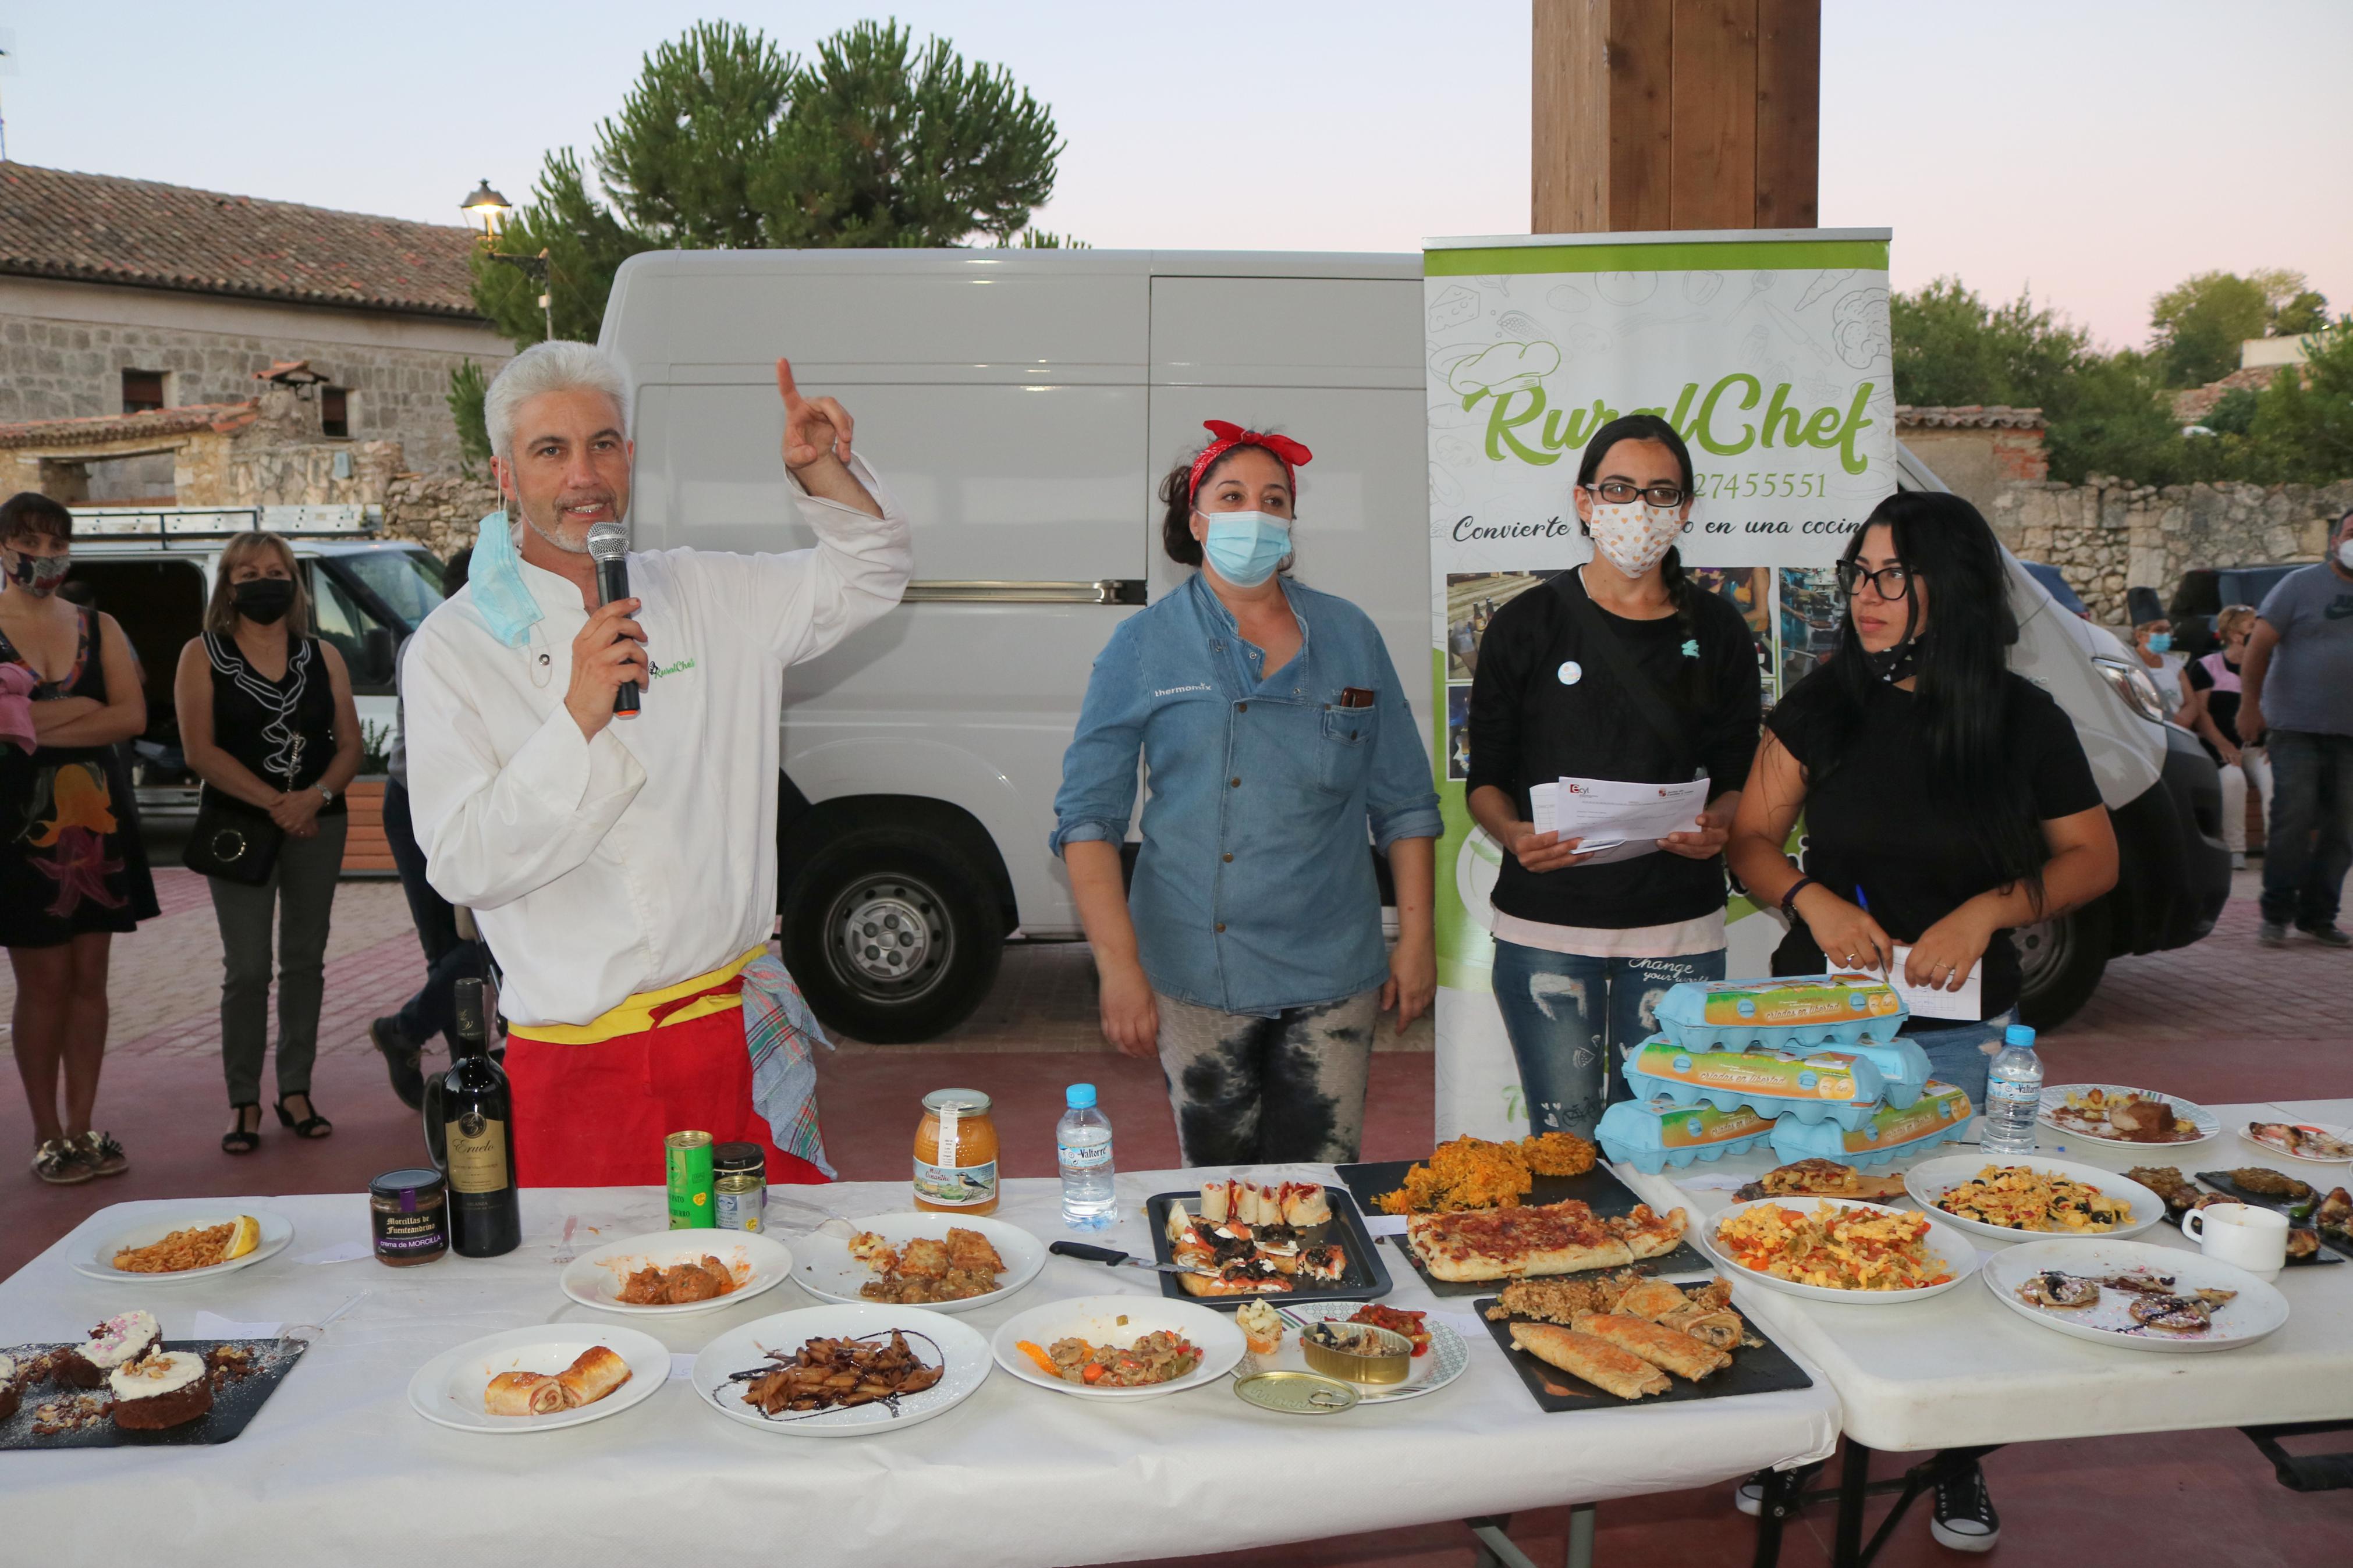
[2260, 730, 2353, 929]
[1491, 943, 1726, 1138]
[1903, 1011, 2015, 1112]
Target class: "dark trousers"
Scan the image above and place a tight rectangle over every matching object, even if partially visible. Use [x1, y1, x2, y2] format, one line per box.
[212, 815, 346, 1105]
[384, 778, 483, 1050]
[2260, 730, 2353, 929]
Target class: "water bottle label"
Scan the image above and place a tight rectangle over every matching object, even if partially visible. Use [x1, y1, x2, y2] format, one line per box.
[1987, 1082, 2040, 1107]
[1057, 1141, 1111, 1170]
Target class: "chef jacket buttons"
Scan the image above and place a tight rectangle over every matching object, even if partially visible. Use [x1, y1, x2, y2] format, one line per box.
[1558, 660, 1584, 685]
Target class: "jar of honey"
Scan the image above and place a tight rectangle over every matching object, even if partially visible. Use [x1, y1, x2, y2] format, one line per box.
[913, 1089, 999, 1215]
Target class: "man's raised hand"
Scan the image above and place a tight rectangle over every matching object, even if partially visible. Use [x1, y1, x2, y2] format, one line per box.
[778, 357, 854, 474]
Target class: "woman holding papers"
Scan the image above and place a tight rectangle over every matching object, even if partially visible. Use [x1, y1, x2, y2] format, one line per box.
[1465, 415, 1763, 1138]
[1727, 491, 2118, 1108]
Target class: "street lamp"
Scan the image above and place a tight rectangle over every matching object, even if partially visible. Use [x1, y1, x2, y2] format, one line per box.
[459, 179, 552, 343]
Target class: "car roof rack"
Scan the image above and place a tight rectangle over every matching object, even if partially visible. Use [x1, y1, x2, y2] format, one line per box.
[69, 504, 382, 541]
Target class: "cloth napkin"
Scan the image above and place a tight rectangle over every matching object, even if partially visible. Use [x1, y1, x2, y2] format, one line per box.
[743, 952, 837, 1178]
[0, 660, 38, 753]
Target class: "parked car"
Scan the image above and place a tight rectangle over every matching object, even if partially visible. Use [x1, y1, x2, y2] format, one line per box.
[61, 506, 444, 818]
[600, 248, 2230, 1038]
[2167, 563, 2308, 657]
[2018, 560, 2091, 618]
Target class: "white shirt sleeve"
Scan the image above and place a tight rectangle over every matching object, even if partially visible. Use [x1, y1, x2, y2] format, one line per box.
[404, 622, 647, 911]
[684, 453, 914, 666]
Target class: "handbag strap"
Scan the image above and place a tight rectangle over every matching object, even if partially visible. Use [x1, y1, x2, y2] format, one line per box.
[1552, 568, 1697, 775]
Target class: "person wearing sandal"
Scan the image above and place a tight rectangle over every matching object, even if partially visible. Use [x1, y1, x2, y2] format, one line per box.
[173, 531, 362, 1153]
[1, 493, 158, 1185]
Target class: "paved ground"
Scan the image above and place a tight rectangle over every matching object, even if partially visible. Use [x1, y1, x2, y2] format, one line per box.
[5, 861, 2349, 1565]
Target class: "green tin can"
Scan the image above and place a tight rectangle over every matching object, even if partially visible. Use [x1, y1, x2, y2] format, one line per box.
[665, 1130, 716, 1229]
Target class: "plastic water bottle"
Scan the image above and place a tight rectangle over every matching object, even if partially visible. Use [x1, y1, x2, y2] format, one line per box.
[1980, 1024, 2044, 1155]
[1057, 1083, 1116, 1229]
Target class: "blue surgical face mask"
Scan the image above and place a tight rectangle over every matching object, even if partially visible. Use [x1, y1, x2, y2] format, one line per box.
[1199, 510, 1291, 588]
[2145, 632, 2173, 654]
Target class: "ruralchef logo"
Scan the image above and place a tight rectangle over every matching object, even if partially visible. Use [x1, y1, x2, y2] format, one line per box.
[1439, 338, 1876, 475]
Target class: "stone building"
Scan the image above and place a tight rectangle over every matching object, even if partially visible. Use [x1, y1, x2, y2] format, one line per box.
[0, 163, 509, 479]
[1894, 405, 2049, 515]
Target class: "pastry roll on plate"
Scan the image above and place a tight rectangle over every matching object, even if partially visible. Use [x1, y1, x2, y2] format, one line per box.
[485, 1371, 558, 1416]
[1570, 1312, 1732, 1380]
[556, 1345, 632, 1407]
[1507, 1323, 1670, 1400]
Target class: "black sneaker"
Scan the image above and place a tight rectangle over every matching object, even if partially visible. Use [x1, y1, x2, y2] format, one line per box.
[1929, 1460, 2000, 1553]
[2259, 920, 2290, 948]
[370, 1018, 426, 1110]
[2297, 923, 2353, 948]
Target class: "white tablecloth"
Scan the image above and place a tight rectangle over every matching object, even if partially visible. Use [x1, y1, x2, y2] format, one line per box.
[1617, 1099, 2353, 1452]
[2, 1167, 1839, 1567]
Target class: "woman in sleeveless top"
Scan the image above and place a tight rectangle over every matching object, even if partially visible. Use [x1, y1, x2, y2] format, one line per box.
[173, 531, 362, 1154]
[2, 493, 157, 1185]
[2181, 603, 2273, 868]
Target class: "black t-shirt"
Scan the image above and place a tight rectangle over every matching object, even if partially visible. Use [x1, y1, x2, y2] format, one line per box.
[1466, 570, 1762, 930]
[1765, 669, 2100, 1021]
[2184, 653, 2247, 760]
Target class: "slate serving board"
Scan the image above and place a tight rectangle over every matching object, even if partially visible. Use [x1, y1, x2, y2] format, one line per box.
[2189, 1171, 2351, 1263]
[1474, 1297, 1813, 1414]
[1144, 1185, 1393, 1310]
[0, 1338, 307, 1450]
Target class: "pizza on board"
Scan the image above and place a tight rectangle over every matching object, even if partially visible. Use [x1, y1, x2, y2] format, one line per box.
[1406, 1199, 1689, 1284]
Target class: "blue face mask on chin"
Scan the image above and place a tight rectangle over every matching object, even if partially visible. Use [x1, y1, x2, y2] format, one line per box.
[1199, 511, 1291, 588]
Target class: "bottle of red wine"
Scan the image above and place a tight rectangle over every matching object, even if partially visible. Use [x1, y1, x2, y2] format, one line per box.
[431, 977, 520, 1257]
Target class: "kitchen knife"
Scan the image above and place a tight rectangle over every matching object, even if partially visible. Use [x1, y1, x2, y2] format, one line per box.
[1049, 1240, 1214, 1277]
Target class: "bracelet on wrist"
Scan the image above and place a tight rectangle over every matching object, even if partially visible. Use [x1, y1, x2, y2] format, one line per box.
[1778, 875, 1818, 918]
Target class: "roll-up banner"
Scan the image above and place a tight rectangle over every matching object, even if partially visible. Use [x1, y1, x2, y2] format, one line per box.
[1426, 228, 1897, 1141]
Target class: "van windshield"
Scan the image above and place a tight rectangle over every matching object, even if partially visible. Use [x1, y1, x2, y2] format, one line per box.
[340, 549, 445, 630]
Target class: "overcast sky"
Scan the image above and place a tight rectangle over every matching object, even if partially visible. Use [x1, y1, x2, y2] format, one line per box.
[3, 1, 2346, 349]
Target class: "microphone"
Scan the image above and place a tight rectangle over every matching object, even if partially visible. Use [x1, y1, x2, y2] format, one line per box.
[584, 521, 640, 717]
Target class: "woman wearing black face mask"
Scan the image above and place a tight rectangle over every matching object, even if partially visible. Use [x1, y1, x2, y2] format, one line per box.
[173, 532, 363, 1153]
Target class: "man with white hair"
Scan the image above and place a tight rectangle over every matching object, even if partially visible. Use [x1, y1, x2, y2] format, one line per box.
[402, 342, 910, 1186]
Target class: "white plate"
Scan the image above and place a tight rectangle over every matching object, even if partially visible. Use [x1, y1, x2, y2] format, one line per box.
[559, 1229, 794, 1316]
[2236, 1120, 2353, 1168]
[1982, 1238, 2290, 1353]
[693, 1303, 991, 1436]
[792, 1212, 1045, 1314]
[1905, 1155, 2165, 1243]
[2038, 1083, 2220, 1149]
[406, 1324, 669, 1433]
[990, 1295, 1245, 1400]
[1703, 1196, 1981, 1303]
[71, 1208, 294, 1283]
[1236, 1301, 1471, 1403]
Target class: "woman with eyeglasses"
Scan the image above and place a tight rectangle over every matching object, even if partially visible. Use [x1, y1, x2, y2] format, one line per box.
[1464, 415, 1763, 1137]
[2181, 603, 2270, 870]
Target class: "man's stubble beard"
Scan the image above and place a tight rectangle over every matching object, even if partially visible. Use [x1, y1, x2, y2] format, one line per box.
[512, 491, 625, 556]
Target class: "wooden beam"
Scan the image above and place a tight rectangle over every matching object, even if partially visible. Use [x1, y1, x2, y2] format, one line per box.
[1532, 0, 1610, 233]
[1669, 0, 1759, 230]
[1606, 0, 1675, 232]
[1754, 0, 1821, 227]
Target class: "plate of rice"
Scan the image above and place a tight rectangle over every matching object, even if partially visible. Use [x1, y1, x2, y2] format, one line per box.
[1705, 1196, 1981, 1303]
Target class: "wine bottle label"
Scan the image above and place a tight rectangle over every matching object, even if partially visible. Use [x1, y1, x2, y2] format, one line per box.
[446, 1111, 510, 1194]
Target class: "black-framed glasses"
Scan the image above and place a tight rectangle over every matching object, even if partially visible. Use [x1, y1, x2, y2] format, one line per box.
[1837, 560, 1914, 601]
[1585, 481, 1688, 507]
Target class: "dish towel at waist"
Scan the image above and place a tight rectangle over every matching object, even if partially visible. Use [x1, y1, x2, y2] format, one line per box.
[741, 952, 837, 1179]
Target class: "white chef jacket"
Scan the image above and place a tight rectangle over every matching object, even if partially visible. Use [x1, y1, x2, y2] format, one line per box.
[403, 458, 911, 1028]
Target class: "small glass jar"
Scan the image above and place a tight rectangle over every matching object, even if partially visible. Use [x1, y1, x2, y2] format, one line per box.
[370, 1168, 449, 1266]
[913, 1089, 999, 1215]
[713, 1143, 766, 1233]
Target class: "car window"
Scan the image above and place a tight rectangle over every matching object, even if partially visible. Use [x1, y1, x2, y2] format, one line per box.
[339, 549, 445, 630]
[306, 563, 393, 685]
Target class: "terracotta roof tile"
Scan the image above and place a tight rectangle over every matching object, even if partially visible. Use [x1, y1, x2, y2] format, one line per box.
[0, 402, 259, 449]
[1894, 404, 2046, 430]
[0, 164, 482, 318]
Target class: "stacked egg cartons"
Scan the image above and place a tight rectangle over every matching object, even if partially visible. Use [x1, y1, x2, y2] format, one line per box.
[1594, 976, 1973, 1175]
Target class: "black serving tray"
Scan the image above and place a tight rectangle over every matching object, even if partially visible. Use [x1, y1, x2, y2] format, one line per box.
[1334, 1158, 1712, 1297]
[1144, 1185, 1392, 1311]
[2191, 1171, 2351, 1263]
[0, 1338, 308, 1449]
[1475, 1298, 1813, 1414]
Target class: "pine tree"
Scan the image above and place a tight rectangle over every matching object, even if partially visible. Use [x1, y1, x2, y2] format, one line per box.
[596, 22, 798, 248]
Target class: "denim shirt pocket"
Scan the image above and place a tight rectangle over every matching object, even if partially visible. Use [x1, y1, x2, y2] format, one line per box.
[1316, 699, 1379, 794]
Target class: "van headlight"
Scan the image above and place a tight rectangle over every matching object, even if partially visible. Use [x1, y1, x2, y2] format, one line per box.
[2091, 656, 2166, 724]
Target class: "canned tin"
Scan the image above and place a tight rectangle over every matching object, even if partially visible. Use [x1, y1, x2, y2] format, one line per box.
[713, 1142, 765, 1233]
[665, 1130, 716, 1229]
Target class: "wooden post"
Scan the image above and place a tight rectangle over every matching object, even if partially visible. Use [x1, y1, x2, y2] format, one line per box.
[1531, 0, 1819, 234]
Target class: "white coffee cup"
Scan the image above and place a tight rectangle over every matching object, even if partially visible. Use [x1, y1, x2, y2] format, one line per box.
[2181, 1202, 2288, 1280]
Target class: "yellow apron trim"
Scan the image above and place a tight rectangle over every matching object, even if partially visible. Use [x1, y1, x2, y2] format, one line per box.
[511, 946, 765, 1046]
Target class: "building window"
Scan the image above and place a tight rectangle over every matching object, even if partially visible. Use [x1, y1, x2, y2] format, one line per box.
[122, 369, 168, 413]
[321, 386, 350, 438]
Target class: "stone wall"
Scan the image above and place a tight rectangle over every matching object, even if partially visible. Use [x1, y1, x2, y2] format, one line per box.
[1988, 477, 2353, 624]
[383, 472, 501, 559]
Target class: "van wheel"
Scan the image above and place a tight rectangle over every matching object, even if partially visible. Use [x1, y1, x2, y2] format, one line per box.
[2015, 898, 2110, 1030]
[781, 830, 1005, 1044]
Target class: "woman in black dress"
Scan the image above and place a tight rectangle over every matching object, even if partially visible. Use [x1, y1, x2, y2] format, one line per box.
[0, 493, 158, 1185]
[173, 532, 363, 1154]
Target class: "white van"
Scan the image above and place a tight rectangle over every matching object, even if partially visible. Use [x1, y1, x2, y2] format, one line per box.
[600, 249, 2230, 1041]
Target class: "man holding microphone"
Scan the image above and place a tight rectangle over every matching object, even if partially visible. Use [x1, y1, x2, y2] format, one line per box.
[403, 342, 910, 1185]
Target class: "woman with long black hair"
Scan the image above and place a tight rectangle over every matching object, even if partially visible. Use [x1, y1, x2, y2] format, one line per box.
[1465, 415, 1762, 1138]
[1724, 488, 2120, 1553]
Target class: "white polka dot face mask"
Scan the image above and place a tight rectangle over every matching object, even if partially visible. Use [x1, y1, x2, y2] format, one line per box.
[1584, 497, 1684, 578]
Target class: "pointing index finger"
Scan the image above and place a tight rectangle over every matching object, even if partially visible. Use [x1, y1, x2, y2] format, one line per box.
[775, 357, 803, 408]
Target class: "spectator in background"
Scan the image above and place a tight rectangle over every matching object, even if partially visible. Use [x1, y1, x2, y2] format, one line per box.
[371, 546, 482, 1108]
[174, 532, 364, 1151]
[2181, 604, 2271, 872]
[2130, 614, 2188, 719]
[2238, 508, 2353, 947]
[1, 493, 158, 1185]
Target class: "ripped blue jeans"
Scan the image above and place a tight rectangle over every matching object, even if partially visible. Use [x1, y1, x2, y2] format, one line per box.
[1490, 943, 1726, 1138]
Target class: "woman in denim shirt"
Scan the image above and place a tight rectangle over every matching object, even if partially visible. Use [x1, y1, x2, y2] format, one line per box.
[1052, 423, 1440, 1165]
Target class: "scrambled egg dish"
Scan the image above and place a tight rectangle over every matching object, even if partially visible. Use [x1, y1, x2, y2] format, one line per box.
[1933, 1165, 2128, 1233]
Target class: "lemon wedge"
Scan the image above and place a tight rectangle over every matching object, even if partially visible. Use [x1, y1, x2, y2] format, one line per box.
[222, 1214, 262, 1261]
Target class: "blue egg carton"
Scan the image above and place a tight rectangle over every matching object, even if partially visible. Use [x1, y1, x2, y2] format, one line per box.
[1767, 1080, 1976, 1168]
[1621, 1066, 1887, 1131]
[1658, 1014, 1913, 1051]
[1595, 1096, 1777, 1174]
[1652, 976, 1911, 1052]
